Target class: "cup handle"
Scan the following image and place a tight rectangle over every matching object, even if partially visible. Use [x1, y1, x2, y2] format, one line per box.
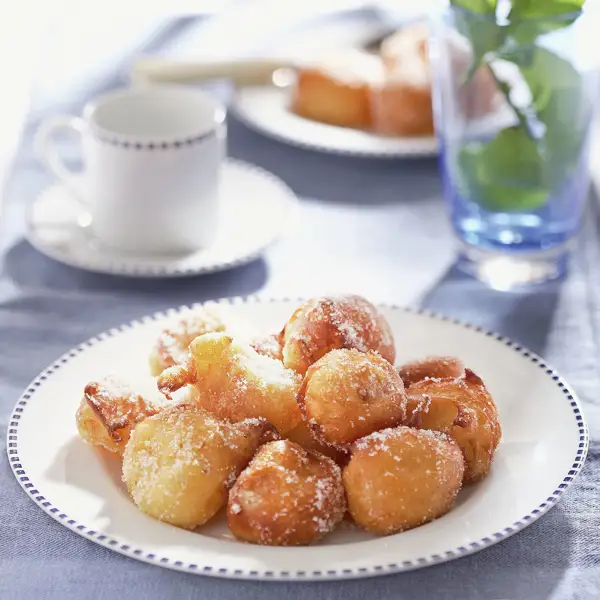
[34, 116, 89, 211]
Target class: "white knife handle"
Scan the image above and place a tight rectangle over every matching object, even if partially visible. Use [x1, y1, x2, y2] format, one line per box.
[130, 58, 295, 86]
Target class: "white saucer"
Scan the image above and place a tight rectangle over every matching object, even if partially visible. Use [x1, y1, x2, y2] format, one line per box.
[26, 160, 298, 278]
[233, 85, 439, 159]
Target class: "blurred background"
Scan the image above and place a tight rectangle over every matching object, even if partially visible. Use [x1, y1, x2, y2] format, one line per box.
[2, 0, 599, 296]
[0, 0, 442, 206]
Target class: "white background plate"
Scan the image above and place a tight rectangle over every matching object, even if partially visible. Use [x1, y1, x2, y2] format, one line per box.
[7, 299, 587, 581]
[25, 160, 298, 278]
[233, 85, 439, 158]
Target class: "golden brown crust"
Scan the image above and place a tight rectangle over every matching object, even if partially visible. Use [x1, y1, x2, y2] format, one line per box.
[297, 348, 407, 453]
[370, 82, 434, 137]
[282, 295, 395, 376]
[292, 70, 372, 129]
[291, 52, 383, 129]
[186, 332, 303, 436]
[250, 332, 284, 362]
[76, 377, 159, 454]
[148, 305, 256, 376]
[285, 420, 349, 465]
[407, 369, 501, 483]
[373, 23, 434, 136]
[398, 356, 465, 388]
[156, 363, 195, 398]
[227, 440, 347, 545]
[343, 426, 464, 535]
[122, 404, 276, 530]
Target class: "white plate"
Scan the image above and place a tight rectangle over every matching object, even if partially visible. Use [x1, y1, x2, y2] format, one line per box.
[25, 160, 298, 278]
[233, 85, 439, 158]
[7, 298, 587, 581]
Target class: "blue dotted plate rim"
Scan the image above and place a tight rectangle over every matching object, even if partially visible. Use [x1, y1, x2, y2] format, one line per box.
[6, 296, 589, 581]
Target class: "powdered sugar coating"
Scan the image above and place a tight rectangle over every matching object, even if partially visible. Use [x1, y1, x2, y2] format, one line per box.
[282, 295, 395, 375]
[344, 426, 464, 535]
[299, 348, 407, 450]
[227, 440, 346, 545]
[148, 304, 257, 376]
[398, 356, 465, 388]
[406, 369, 501, 483]
[76, 375, 160, 453]
[250, 332, 284, 362]
[353, 426, 453, 455]
[122, 404, 274, 530]
[189, 332, 302, 436]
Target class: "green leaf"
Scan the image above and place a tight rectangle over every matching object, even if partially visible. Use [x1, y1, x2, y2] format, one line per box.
[450, 0, 497, 14]
[452, 4, 505, 84]
[507, 0, 584, 43]
[496, 41, 535, 67]
[519, 47, 590, 185]
[520, 47, 582, 114]
[448, 0, 590, 212]
[507, 12, 582, 45]
[510, 0, 584, 18]
[462, 18, 505, 73]
[458, 128, 550, 212]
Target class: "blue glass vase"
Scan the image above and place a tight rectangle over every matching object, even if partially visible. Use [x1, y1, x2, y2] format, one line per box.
[430, 4, 599, 289]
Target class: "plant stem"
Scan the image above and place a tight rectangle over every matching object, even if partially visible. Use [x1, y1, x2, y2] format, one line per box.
[485, 62, 535, 137]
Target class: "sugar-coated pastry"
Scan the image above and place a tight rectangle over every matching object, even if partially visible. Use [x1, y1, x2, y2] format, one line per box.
[228, 440, 346, 545]
[398, 356, 465, 387]
[156, 363, 195, 397]
[77, 295, 503, 545]
[375, 22, 499, 136]
[122, 405, 278, 529]
[282, 294, 395, 376]
[343, 426, 464, 534]
[372, 23, 434, 136]
[285, 420, 349, 465]
[291, 50, 384, 129]
[76, 376, 160, 454]
[379, 22, 430, 73]
[148, 304, 256, 376]
[298, 348, 407, 452]
[370, 75, 434, 137]
[407, 369, 501, 483]
[159, 332, 303, 437]
[250, 332, 284, 362]
[384, 22, 498, 120]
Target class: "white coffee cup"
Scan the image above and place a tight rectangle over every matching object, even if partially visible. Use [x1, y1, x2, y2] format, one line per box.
[35, 86, 226, 255]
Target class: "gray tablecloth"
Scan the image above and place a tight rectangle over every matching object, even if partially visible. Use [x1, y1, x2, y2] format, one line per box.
[1, 14, 599, 600]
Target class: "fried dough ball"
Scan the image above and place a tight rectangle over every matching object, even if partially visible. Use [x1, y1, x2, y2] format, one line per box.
[157, 342, 344, 462]
[291, 50, 384, 129]
[157, 363, 195, 397]
[148, 304, 256, 376]
[122, 404, 278, 529]
[398, 356, 465, 388]
[286, 421, 348, 465]
[407, 369, 501, 483]
[282, 295, 395, 376]
[343, 426, 464, 535]
[76, 376, 160, 454]
[228, 440, 346, 545]
[298, 348, 407, 453]
[159, 332, 303, 437]
[378, 23, 499, 129]
[250, 332, 284, 362]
